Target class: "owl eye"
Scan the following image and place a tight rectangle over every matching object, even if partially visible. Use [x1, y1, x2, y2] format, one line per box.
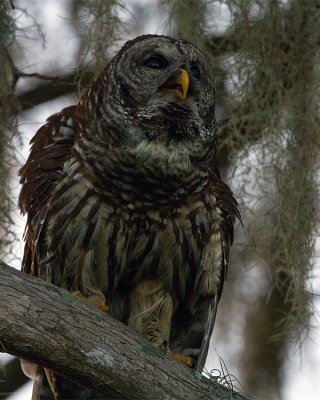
[144, 56, 167, 69]
[191, 64, 200, 79]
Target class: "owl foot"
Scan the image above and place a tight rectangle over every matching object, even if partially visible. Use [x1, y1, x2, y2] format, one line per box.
[72, 290, 110, 312]
[160, 341, 194, 368]
[167, 350, 194, 368]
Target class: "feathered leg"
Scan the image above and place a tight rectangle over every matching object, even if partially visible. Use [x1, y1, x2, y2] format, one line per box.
[72, 290, 110, 312]
[128, 280, 172, 344]
[127, 280, 193, 367]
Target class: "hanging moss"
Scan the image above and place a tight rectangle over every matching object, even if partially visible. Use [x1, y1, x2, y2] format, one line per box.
[165, 1, 320, 397]
[0, 1, 19, 257]
[74, 0, 126, 90]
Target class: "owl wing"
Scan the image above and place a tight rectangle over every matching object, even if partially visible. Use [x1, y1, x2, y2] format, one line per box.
[194, 178, 240, 371]
[18, 105, 76, 279]
[170, 174, 239, 372]
[18, 106, 103, 400]
[195, 210, 236, 371]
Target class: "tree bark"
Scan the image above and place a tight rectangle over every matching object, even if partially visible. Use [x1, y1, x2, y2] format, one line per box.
[0, 261, 248, 400]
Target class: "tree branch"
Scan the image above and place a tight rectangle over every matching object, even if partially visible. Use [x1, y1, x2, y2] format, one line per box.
[17, 70, 95, 112]
[0, 261, 248, 400]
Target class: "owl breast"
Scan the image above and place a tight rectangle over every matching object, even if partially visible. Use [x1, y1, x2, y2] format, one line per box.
[46, 161, 220, 306]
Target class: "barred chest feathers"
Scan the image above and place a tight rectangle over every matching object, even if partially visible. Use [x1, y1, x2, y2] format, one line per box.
[46, 156, 223, 308]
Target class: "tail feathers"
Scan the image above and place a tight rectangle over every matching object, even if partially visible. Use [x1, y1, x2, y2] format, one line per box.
[32, 370, 103, 400]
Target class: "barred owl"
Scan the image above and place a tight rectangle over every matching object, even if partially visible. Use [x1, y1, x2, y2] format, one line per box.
[19, 34, 239, 399]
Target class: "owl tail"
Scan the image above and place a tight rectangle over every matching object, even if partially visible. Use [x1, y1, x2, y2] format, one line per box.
[31, 368, 104, 400]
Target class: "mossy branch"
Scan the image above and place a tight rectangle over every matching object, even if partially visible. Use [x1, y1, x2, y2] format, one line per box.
[0, 261, 249, 400]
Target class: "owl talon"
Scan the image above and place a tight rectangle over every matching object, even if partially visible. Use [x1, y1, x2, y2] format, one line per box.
[168, 351, 194, 368]
[171, 352, 193, 368]
[72, 290, 110, 312]
[159, 341, 194, 368]
[96, 302, 110, 312]
[72, 290, 86, 301]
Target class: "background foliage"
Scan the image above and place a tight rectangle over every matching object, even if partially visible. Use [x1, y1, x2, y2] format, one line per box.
[0, 1, 319, 399]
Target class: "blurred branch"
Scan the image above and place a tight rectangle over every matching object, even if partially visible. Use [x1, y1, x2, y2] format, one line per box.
[17, 69, 94, 112]
[0, 261, 249, 400]
[16, 71, 59, 81]
[205, 33, 240, 56]
[240, 271, 292, 399]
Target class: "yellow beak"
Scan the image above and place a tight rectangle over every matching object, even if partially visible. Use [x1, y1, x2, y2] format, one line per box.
[161, 68, 189, 99]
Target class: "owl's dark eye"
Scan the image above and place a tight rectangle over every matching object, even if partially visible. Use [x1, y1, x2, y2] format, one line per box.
[191, 64, 200, 79]
[144, 56, 167, 69]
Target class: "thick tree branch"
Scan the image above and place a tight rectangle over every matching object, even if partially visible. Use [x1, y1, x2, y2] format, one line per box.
[0, 261, 248, 400]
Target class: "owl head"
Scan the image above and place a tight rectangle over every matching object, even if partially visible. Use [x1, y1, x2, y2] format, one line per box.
[80, 35, 217, 171]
